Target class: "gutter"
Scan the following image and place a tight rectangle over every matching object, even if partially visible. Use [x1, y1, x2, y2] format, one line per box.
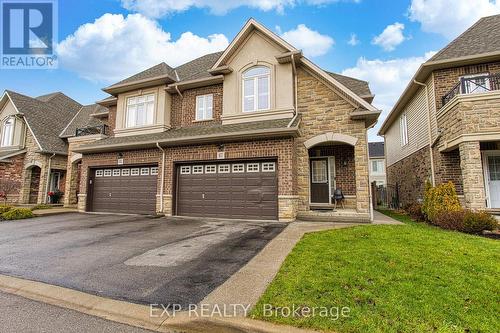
[413, 79, 436, 186]
[156, 142, 166, 214]
[45, 153, 56, 203]
[290, 53, 298, 115]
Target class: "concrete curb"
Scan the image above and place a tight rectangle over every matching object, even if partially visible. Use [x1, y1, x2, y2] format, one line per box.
[32, 208, 78, 217]
[0, 274, 315, 333]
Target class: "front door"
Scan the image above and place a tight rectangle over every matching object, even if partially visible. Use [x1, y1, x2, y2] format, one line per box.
[310, 158, 329, 203]
[486, 154, 500, 208]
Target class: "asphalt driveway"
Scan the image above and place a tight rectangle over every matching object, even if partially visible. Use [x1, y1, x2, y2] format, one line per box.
[0, 213, 285, 307]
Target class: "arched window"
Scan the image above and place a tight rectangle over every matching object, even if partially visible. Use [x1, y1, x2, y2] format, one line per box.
[242, 66, 270, 112]
[1, 117, 14, 147]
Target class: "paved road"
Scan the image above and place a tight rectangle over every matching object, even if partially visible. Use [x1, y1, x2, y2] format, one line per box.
[0, 213, 285, 308]
[0, 291, 153, 333]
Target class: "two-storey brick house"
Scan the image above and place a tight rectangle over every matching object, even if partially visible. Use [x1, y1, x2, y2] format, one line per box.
[379, 14, 500, 212]
[72, 19, 380, 222]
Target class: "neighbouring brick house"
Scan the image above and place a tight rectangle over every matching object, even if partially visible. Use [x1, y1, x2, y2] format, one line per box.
[71, 19, 380, 222]
[0, 90, 108, 206]
[379, 14, 500, 212]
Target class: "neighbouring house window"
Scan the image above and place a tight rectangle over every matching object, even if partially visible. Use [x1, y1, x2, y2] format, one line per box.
[242, 66, 270, 112]
[195, 94, 213, 120]
[1, 117, 14, 147]
[126, 94, 155, 128]
[311, 160, 327, 183]
[462, 73, 491, 94]
[371, 160, 384, 174]
[400, 113, 408, 146]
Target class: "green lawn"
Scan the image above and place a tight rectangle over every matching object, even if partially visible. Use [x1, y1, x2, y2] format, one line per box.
[251, 210, 500, 333]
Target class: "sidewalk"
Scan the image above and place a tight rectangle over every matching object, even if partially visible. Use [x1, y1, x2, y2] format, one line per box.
[372, 210, 403, 225]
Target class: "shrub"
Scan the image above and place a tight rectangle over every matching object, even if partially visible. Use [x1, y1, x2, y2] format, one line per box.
[404, 203, 425, 221]
[462, 211, 498, 234]
[422, 181, 461, 222]
[434, 209, 498, 234]
[0, 205, 13, 214]
[31, 204, 52, 211]
[1, 208, 34, 220]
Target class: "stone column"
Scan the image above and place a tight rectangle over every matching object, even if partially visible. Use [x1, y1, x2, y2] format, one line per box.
[354, 140, 370, 214]
[459, 141, 486, 210]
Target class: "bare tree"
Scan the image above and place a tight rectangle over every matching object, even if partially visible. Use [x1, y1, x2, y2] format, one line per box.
[0, 179, 21, 204]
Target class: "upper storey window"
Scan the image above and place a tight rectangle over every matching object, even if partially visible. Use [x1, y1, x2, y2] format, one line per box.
[126, 94, 155, 128]
[243, 66, 270, 112]
[1, 117, 14, 147]
[196, 94, 213, 121]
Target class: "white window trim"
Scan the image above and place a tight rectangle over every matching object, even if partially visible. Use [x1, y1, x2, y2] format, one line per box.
[400, 113, 408, 147]
[131, 168, 140, 176]
[461, 73, 491, 94]
[195, 94, 214, 121]
[125, 94, 155, 128]
[1, 117, 15, 147]
[205, 165, 217, 174]
[262, 162, 276, 172]
[140, 168, 150, 176]
[180, 166, 191, 175]
[218, 164, 230, 173]
[232, 164, 245, 173]
[192, 165, 204, 174]
[311, 160, 328, 184]
[121, 169, 130, 176]
[150, 167, 159, 175]
[112, 169, 121, 176]
[95, 170, 104, 177]
[104, 170, 112, 177]
[242, 66, 271, 113]
[247, 163, 260, 173]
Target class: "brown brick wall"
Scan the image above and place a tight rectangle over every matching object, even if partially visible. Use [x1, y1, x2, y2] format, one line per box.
[432, 146, 463, 194]
[308, 145, 356, 195]
[387, 145, 432, 207]
[0, 153, 25, 203]
[434, 61, 500, 110]
[171, 84, 223, 128]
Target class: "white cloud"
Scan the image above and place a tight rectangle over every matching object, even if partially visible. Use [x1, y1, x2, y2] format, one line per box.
[347, 33, 359, 46]
[408, 0, 500, 39]
[120, 0, 358, 17]
[56, 13, 229, 82]
[372, 22, 406, 51]
[341, 51, 436, 141]
[280, 24, 334, 57]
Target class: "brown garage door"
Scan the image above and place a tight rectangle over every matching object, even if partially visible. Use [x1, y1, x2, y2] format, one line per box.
[89, 166, 158, 215]
[176, 160, 278, 220]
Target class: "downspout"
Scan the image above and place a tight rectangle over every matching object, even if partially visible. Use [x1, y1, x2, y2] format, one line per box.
[291, 53, 298, 115]
[156, 142, 166, 214]
[45, 153, 56, 203]
[414, 79, 436, 186]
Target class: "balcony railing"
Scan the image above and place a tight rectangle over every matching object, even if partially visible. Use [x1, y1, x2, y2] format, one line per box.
[441, 73, 500, 107]
[75, 124, 109, 137]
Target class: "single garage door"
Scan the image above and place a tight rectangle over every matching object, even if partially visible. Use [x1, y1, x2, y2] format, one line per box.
[89, 166, 158, 215]
[176, 160, 278, 220]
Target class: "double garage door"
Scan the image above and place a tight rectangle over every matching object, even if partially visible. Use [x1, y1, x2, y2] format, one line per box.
[176, 160, 278, 220]
[90, 166, 158, 215]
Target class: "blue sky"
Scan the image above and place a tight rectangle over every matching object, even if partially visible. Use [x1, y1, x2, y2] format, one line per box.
[2, 0, 500, 141]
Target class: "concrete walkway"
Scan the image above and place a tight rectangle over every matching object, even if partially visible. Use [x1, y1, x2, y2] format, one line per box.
[372, 210, 404, 225]
[32, 207, 78, 217]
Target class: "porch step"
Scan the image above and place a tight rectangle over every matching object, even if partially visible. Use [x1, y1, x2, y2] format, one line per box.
[296, 211, 370, 223]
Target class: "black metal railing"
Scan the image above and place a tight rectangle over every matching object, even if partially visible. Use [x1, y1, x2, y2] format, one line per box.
[75, 124, 109, 137]
[442, 73, 500, 106]
[372, 182, 400, 209]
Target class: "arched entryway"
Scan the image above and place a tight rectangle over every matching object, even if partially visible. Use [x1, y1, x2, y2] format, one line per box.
[305, 133, 357, 208]
[28, 166, 41, 204]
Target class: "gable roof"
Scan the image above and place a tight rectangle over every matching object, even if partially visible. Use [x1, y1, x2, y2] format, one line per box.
[429, 14, 500, 62]
[112, 63, 176, 87]
[379, 14, 500, 135]
[4, 90, 80, 154]
[60, 104, 108, 138]
[327, 72, 372, 99]
[368, 142, 385, 158]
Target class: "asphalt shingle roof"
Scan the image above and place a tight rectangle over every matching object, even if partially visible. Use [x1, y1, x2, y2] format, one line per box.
[60, 104, 108, 138]
[429, 14, 500, 62]
[114, 63, 176, 86]
[78, 117, 298, 151]
[7, 90, 81, 154]
[327, 72, 372, 97]
[368, 142, 385, 158]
